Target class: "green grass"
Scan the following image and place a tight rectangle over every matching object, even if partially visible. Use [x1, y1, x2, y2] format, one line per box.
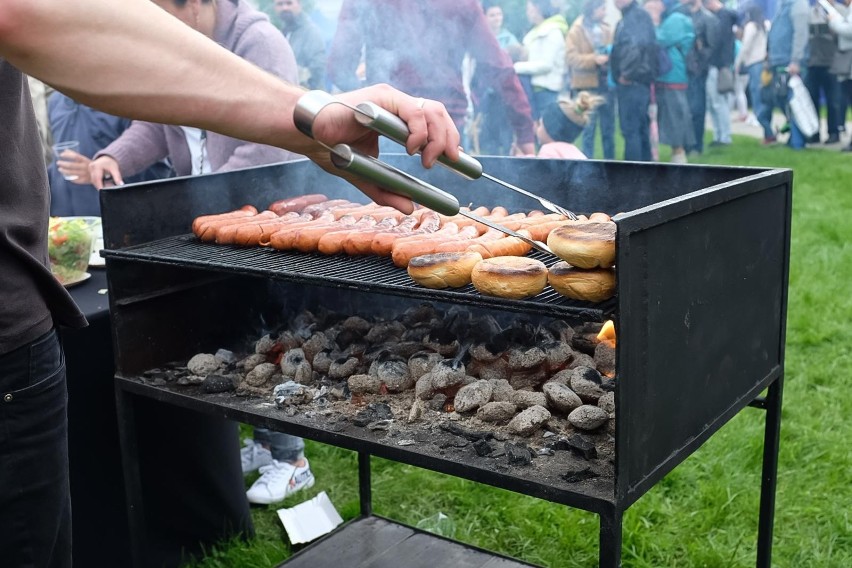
[184, 138, 852, 568]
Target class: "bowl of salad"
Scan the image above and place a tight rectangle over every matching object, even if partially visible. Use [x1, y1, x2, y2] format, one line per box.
[48, 217, 94, 286]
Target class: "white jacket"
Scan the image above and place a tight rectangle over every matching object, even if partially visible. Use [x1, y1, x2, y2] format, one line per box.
[829, 6, 852, 52]
[514, 18, 567, 93]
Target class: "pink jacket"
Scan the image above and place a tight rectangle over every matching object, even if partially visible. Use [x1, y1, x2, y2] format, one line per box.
[97, 0, 300, 177]
[537, 142, 587, 160]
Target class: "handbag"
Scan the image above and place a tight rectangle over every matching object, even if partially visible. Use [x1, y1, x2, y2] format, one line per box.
[716, 66, 735, 94]
[830, 49, 852, 78]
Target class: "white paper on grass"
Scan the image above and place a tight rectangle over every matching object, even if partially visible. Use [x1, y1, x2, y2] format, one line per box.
[276, 491, 344, 545]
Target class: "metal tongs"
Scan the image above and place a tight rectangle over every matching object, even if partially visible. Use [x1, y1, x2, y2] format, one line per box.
[294, 91, 574, 256]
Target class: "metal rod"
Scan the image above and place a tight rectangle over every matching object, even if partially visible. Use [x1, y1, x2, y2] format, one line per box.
[599, 507, 623, 568]
[756, 376, 784, 568]
[358, 452, 372, 517]
[114, 386, 148, 568]
[482, 173, 578, 220]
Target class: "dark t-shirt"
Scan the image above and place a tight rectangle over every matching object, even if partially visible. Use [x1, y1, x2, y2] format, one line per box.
[0, 60, 86, 354]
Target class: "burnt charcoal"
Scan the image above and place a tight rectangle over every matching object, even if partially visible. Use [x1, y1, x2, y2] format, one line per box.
[214, 349, 237, 365]
[543, 382, 583, 413]
[273, 381, 312, 406]
[353, 410, 375, 427]
[427, 393, 447, 411]
[334, 329, 363, 348]
[187, 353, 222, 376]
[342, 341, 368, 359]
[477, 401, 517, 423]
[570, 367, 606, 403]
[145, 378, 168, 387]
[468, 315, 502, 344]
[547, 320, 575, 344]
[328, 420, 347, 433]
[507, 405, 551, 436]
[488, 379, 515, 403]
[142, 369, 168, 381]
[363, 347, 391, 364]
[440, 422, 492, 441]
[469, 343, 500, 363]
[454, 380, 493, 413]
[366, 420, 393, 432]
[473, 439, 494, 456]
[561, 466, 599, 483]
[348, 374, 382, 395]
[366, 321, 406, 344]
[505, 443, 533, 466]
[401, 325, 432, 342]
[537, 447, 555, 456]
[598, 391, 615, 414]
[202, 374, 235, 394]
[368, 403, 394, 421]
[572, 334, 599, 356]
[385, 341, 425, 360]
[401, 304, 439, 326]
[575, 366, 602, 384]
[254, 334, 279, 355]
[601, 378, 616, 392]
[437, 435, 465, 449]
[397, 439, 416, 446]
[568, 405, 609, 431]
[566, 434, 598, 460]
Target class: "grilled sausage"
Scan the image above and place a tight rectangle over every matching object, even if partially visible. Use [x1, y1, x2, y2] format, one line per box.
[467, 230, 534, 258]
[370, 211, 442, 256]
[216, 211, 301, 245]
[192, 205, 257, 235]
[267, 194, 328, 215]
[391, 225, 479, 267]
[197, 211, 277, 242]
[317, 216, 400, 255]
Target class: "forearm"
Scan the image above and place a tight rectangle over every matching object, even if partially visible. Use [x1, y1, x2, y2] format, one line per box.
[790, 3, 810, 64]
[0, 0, 308, 153]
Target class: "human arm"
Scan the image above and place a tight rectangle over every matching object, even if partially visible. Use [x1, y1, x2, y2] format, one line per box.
[55, 150, 94, 185]
[566, 24, 603, 71]
[789, 0, 810, 74]
[0, 0, 459, 213]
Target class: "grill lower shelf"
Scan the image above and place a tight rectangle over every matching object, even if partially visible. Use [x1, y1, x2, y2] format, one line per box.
[102, 235, 615, 319]
[278, 516, 540, 568]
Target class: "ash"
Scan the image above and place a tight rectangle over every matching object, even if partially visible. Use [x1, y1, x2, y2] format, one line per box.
[145, 304, 617, 489]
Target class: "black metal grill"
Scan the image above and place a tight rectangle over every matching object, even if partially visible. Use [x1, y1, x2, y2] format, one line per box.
[103, 234, 616, 320]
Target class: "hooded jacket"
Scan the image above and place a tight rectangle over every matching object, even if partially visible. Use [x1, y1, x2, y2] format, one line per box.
[611, 0, 658, 86]
[96, 0, 300, 177]
[565, 15, 613, 90]
[515, 14, 570, 92]
[656, 10, 695, 85]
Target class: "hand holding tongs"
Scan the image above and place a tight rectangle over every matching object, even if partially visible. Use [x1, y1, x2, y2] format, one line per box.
[293, 91, 571, 256]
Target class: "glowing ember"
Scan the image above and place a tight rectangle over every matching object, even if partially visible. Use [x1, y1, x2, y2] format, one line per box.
[444, 402, 455, 413]
[597, 320, 616, 344]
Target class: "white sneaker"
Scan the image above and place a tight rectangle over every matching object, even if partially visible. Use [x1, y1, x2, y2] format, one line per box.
[246, 459, 315, 505]
[240, 439, 273, 474]
[670, 152, 688, 164]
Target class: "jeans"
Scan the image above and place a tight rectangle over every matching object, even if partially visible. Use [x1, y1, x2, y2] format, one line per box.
[706, 66, 732, 143]
[686, 72, 708, 153]
[0, 329, 71, 568]
[581, 87, 616, 159]
[254, 429, 305, 462]
[747, 62, 773, 138]
[806, 65, 841, 136]
[758, 67, 807, 149]
[617, 82, 651, 161]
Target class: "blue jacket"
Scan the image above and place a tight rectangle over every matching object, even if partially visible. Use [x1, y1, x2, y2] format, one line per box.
[656, 11, 695, 85]
[767, 0, 809, 68]
[48, 94, 171, 216]
[611, 0, 658, 85]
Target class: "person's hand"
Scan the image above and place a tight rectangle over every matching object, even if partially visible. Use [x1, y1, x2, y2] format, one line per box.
[617, 76, 632, 85]
[515, 142, 536, 156]
[305, 84, 461, 214]
[88, 155, 124, 190]
[787, 62, 801, 76]
[56, 150, 93, 185]
[595, 54, 609, 66]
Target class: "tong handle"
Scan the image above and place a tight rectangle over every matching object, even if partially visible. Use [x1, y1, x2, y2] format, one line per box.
[355, 102, 483, 180]
[329, 145, 461, 216]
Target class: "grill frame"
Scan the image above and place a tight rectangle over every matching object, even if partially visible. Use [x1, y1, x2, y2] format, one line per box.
[102, 155, 793, 567]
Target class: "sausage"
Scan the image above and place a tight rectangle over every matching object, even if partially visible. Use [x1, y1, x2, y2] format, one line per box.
[467, 230, 534, 258]
[329, 204, 403, 221]
[391, 225, 479, 268]
[191, 205, 257, 235]
[318, 216, 400, 255]
[267, 211, 336, 249]
[301, 199, 361, 217]
[233, 213, 313, 246]
[370, 211, 442, 256]
[215, 211, 300, 245]
[197, 211, 277, 242]
[434, 228, 505, 254]
[341, 215, 418, 255]
[293, 215, 371, 253]
[267, 194, 328, 215]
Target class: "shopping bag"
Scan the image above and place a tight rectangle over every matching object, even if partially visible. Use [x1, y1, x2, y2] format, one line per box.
[788, 75, 819, 138]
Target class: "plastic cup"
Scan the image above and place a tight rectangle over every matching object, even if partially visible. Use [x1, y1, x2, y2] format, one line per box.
[52, 140, 80, 180]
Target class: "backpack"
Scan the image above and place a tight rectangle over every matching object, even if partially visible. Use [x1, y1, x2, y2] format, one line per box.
[656, 45, 673, 78]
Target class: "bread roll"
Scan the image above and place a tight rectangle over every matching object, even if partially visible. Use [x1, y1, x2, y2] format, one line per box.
[471, 256, 548, 299]
[407, 251, 483, 289]
[547, 221, 616, 268]
[548, 262, 616, 302]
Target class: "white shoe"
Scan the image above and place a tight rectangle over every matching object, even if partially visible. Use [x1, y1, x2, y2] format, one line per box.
[240, 439, 273, 474]
[670, 152, 688, 164]
[246, 459, 315, 505]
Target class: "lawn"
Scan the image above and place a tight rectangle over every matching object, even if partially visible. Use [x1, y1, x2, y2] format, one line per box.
[184, 138, 852, 568]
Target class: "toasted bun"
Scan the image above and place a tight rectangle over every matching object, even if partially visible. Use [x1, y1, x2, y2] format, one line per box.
[407, 251, 483, 289]
[547, 221, 616, 268]
[548, 262, 616, 302]
[471, 256, 548, 299]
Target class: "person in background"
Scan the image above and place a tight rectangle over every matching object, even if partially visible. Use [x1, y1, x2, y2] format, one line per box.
[48, 94, 172, 216]
[827, 0, 852, 150]
[734, 4, 769, 135]
[566, 0, 616, 159]
[471, 0, 523, 155]
[89, 0, 300, 187]
[28, 77, 54, 166]
[0, 0, 460, 566]
[806, 2, 841, 144]
[703, 0, 737, 147]
[535, 91, 603, 158]
[674, 0, 717, 156]
[646, 0, 696, 163]
[514, 0, 569, 119]
[760, 0, 810, 149]
[611, 0, 658, 161]
[273, 0, 327, 90]
[328, 0, 536, 155]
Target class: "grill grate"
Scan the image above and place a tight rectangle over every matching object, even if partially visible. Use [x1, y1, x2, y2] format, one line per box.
[103, 234, 616, 320]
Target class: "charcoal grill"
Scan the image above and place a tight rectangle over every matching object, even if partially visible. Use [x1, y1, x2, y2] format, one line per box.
[102, 155, 792, 567]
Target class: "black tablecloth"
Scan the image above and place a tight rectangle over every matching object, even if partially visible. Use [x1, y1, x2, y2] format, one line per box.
[63, 268, 132, 568]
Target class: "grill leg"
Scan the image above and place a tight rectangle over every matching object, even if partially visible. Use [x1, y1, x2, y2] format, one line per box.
[114, 386, 147, 568]
[599, 508, 623, 568]
[756, 376, 784, 568]
[358, 451, 372, 517]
